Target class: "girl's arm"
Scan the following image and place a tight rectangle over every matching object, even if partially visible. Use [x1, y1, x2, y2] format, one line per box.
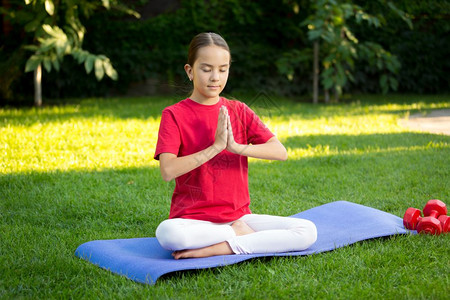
[159, 106, 287, 181]
[159, 145, 220, 182]
[159, 106, 228, 182]
[226, 114, 288, 161]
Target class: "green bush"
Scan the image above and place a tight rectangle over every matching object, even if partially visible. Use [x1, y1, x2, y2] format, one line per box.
[352, 0, 450, 94]
[43, 0, 310, 99]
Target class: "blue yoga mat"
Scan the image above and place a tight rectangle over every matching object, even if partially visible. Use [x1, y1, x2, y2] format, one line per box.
[75, 201, 410, 284]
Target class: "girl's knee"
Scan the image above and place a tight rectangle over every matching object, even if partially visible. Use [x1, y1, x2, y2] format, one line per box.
[303, 220, 318, 247]
[156, 219, 189, 251]
[305, 220, 318, 245]
[292, 219, 318, 249]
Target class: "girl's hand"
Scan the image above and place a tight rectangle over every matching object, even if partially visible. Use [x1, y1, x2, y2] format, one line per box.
[226, 112, 243, 154]
[213, 106, 228, 151]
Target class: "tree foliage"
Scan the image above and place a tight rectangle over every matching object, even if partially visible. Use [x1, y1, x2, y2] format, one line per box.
[2, 0, 139, 84]
[22, 0, 140, 81]
[355, 0, 450, 94]
[278, 0, 411, 101]
[1, 0, 448, 105]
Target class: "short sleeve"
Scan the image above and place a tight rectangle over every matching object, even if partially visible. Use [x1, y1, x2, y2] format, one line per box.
[154, 109, 181, 160]
[243, 104, 274, 145]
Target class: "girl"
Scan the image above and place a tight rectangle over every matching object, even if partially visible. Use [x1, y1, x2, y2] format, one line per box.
[154, 32, 317, 259]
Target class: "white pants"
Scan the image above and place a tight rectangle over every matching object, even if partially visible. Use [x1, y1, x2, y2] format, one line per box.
[155, 214, 317, 255]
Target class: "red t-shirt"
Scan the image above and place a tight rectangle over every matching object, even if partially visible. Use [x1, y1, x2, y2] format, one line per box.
[154, 97, 274, 223]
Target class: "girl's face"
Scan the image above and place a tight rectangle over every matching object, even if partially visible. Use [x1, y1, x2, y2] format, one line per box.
[185, 45, 230, 104]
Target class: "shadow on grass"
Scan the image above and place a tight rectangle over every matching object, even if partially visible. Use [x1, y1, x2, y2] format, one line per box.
[282, 132, 450, 152]
[248, 132, 449, 216]
[1, 166, 169, 241]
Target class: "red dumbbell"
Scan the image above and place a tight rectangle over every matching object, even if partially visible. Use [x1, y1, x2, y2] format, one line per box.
[403, 207, 442, 234]
[422, 200, 449, 234]
[403, 199, 448, 235]
[438, 215, 450, 233]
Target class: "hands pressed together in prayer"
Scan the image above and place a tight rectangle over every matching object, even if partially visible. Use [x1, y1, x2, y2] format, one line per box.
[213, 106, 240, 154]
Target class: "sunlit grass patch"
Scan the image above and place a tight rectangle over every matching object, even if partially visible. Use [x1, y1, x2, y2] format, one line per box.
[0, 99, 167, 174]
[1, 117, 160, 173]
[255, 97, 450, 160]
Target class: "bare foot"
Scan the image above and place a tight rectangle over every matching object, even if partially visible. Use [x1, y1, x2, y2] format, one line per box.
[172, 242, 233, 259]
[231, 220, 255, 236]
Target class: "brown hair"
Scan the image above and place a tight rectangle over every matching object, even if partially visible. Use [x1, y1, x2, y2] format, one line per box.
[187, 32, 231, 66]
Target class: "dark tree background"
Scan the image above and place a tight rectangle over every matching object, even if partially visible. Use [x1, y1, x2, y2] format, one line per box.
[1, 0, 449, 105]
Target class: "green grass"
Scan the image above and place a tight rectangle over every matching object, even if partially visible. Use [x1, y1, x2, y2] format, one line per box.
[1, 94, 449, 299]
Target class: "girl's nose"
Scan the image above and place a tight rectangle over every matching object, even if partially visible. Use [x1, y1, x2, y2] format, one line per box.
[210, 70, 220, 81]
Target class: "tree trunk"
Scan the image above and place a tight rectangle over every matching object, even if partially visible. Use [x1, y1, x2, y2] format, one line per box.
[34, 63, 42, 107]
[324, 89, 329, 103]
[2, 0, 13, 36]
[313, 41, 319, 104]
[334, 88, 339, 103]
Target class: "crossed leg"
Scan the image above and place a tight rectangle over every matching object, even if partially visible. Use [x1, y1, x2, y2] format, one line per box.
[155, 214, 317, 259]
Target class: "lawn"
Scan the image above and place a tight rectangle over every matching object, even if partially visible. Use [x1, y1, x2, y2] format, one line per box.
[1, 94, 449, 299]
